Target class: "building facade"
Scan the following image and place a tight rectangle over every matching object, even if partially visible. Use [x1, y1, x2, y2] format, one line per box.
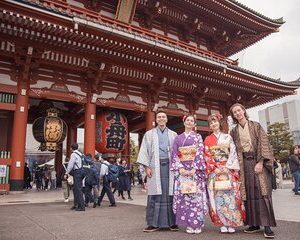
[259, 99, 300, 144]
[0, 0, 299, 191]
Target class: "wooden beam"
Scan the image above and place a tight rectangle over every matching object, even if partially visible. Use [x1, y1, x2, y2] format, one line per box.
[129, 121, 146, 133]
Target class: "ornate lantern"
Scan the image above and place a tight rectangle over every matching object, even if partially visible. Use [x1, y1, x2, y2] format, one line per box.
[32, 108, 67, 151]
[96, 111, 128, 154]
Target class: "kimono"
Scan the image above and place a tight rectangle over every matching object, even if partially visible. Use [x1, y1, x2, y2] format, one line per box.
[137, 127, 177, 228]
[137, 127, 177, 195]
[204, 132, 245, 227]
[230, 121, 276, 227]
[171, 131, 208, 229]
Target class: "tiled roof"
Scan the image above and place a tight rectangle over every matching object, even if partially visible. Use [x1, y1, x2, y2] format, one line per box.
[229, 65, 300, 87]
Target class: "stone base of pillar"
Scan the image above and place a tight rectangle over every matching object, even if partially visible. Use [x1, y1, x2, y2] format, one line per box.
[10, 180, 24, 191]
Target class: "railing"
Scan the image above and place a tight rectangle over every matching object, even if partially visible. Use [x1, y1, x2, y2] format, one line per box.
[0, 92, 16, 111]
[0, 92, 15, 104]
[35, 0, 236, 65]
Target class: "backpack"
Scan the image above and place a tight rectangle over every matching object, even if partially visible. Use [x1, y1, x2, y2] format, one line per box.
[74, 152, 91, 177]
[103, 163, 119, 183]
[85, 164, 99, 186]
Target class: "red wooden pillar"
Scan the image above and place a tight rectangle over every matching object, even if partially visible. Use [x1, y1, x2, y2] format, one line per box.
[10, 80, 29, 191]
[146, 110, 155, 131]
[84, 95, 96, 157]
[66, 124, 77, 157]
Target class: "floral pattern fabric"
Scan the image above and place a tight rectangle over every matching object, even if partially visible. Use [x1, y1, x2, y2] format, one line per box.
[171, 132, 208, 229]
[204, 133, 245, 227]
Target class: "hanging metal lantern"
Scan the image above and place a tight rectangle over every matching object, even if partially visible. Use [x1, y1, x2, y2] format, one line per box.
[96, 111, 128, 154]
[32, 108, 67, 151]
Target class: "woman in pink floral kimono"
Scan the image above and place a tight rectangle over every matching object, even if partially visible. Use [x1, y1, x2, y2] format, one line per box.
[171, 115, 208, 234]
[204, 113, 245, 233]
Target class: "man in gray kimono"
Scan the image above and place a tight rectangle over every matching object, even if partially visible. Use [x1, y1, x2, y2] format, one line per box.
[137, 110, 178, 232]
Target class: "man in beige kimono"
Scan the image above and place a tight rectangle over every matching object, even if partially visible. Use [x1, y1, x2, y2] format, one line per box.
[137, 110, 178, 232]
[230, 103, 276, 239]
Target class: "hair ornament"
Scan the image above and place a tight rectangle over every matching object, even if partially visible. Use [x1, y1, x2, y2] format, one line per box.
[214, 113, 223, 121]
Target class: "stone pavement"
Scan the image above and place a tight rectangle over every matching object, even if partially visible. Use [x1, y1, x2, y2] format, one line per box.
[1, 181, 299, 222]
[0, 182, 300, 240]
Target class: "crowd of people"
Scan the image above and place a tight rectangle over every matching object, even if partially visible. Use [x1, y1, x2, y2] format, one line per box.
[137, 103, 276, 239]
[63, 144, 135, 211]
[23, 163, 57, 191]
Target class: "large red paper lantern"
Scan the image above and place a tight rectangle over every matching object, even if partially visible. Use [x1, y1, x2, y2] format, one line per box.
[32, 108, 67, 151]
[95, 111, 128, 154]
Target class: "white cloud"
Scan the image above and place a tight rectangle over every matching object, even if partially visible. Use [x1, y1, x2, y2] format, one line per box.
[232, 0, 300, 121]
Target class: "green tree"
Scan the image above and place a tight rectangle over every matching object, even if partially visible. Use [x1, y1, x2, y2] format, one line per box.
[267, 122, 293, 162]
[129, 138, 139, 171]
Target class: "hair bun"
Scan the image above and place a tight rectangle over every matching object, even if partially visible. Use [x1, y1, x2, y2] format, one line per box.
[215, 113, 223, 120]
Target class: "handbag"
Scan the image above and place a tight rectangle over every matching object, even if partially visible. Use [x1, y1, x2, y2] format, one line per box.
[180, 176, 197, 194]
[214, 173, 232, 191]
[67, 175, 74, 186]
[62, 163, 74, 185]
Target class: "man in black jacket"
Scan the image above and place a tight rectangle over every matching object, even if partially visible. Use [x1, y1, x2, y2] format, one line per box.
[288, 145, 300, 195]
[24, 163, 32, 189]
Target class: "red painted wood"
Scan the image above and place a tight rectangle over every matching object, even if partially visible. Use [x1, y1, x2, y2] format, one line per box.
[66, 125, 77, 158]
[0, 158, 12, 165]
[84, 98, 96, 157]
[10, 81, 29, 182]
[0, 103, 16, 111]
[146, 110, 155, 131]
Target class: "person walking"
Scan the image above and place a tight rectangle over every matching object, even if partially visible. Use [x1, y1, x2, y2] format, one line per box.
[92, 154, 102, 207]
[66, 143, 85, 211]
[137, 110, 178, 232]
[97, 157, 116, 207]
[43, 167, 50, 191]
[84, 154, 100, 208]
[118, 159, 133, 200]
[61, 158, 71, 202]
[24, 163, 32, 189]
[288, 145, 300, 195]
[112, 158, 122, 198]
[204, 113, 244, 233]
[230, 103, 276, 239]
[35, 167, 43, 191]
[171, 115, 207, 234]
